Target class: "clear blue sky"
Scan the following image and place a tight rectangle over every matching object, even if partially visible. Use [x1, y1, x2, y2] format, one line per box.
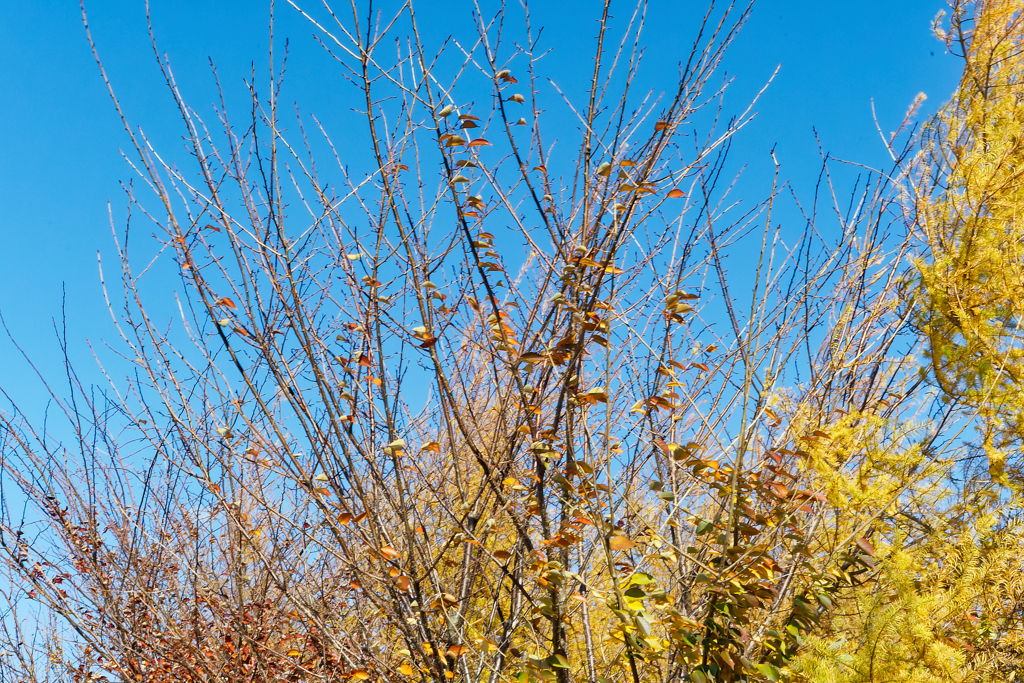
[0, 0, 961, 406]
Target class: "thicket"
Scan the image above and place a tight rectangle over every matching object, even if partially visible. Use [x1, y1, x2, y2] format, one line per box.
[0, 1, 1022, 682]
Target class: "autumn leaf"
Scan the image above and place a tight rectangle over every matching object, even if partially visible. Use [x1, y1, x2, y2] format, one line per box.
[446, 645, 468, 658]
[609, 536, 635, 551]
[856, 537, 876, 557]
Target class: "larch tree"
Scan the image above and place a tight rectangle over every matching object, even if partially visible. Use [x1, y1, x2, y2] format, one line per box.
[911, 0, 1024, 486]
[782, 1, 1024, 680]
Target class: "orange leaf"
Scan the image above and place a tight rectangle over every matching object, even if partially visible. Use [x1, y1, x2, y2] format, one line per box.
[351, 670, 370, 680]
[287, 649, 302, 657]
[609, 536, 635, 551]
[446, 645, 468, 658]
[468, 139, 492, 147]
[395, 575, 412, 591]
[668, 189, 685, 198]
[422, 441, 441, 453]
[215, 297, 237, 310]
[399, 664, 413, 676]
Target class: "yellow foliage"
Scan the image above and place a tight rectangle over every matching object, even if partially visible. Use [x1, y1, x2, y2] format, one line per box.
[912, 0, 1024, 483]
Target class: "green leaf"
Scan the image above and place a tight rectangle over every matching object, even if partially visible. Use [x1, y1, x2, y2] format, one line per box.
[547, 654, 569, 669]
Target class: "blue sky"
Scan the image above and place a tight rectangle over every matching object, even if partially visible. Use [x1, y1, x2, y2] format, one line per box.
[0, 0, 961, 408]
